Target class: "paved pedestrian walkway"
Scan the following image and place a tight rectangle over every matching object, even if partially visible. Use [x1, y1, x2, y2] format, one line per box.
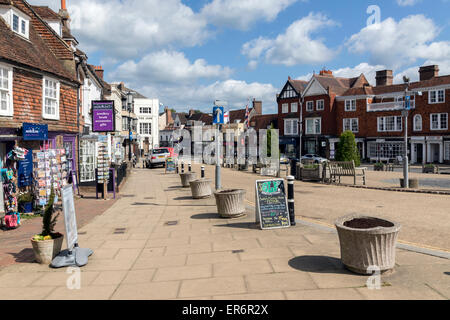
[0, 167, 447, 300]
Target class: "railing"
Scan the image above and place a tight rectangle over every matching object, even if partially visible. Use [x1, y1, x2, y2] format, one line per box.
[367, 101, 415, 112]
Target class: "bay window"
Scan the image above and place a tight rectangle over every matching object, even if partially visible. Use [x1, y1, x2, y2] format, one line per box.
[306, 117, 321, 135]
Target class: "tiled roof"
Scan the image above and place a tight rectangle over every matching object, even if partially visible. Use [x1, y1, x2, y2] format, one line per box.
[341, 75, 450, 97]
[250, 114, 278, 130]
[0, 2, 77, 82]
[31, 6, 60, 20]
[289, 79, 308, 93]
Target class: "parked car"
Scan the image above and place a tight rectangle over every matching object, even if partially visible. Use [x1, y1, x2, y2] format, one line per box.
[301, 154, 328, 164]
[146, 148, 171, 168]
[279, 154, 290, 165]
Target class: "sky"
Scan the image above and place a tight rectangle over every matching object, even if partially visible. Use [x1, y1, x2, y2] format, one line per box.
[28, 0, 450, 114]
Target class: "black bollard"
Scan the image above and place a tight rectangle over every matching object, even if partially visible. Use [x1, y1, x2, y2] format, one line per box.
[176, 165, 179, 174]
[181, 162, 184, 172]
[188, 164, 192, 172]
[201, 166, 205, 178]
[287, 176, 296, 226]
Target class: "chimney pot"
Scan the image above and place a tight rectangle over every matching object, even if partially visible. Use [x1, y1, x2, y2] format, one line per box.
[376, 70, 393, 86]
[61, 0, 67, 10]
[419, 65, 439, 81]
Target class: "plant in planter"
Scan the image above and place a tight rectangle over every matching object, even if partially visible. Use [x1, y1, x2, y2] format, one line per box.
[18, 191, 34, 214]
[373, 162, 385, 171]
[299, 163, 323, 181]
[422, 164, 437, 174]
[335, 214, 401, 275]
[30, 188, 64, 264]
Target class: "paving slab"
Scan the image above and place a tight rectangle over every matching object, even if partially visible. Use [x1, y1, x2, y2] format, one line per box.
[179, 276, 247, 298]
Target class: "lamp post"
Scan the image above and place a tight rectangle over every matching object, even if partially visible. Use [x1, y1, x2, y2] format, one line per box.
[127, 91, 134, 162]
[402, 77, 410, 189]
[298, 94, 304, 162]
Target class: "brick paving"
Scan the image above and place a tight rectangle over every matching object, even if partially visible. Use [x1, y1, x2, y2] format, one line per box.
[0, 166, 447, 300]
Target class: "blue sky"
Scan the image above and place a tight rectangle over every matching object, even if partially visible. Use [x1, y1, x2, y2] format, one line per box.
[29, 0, 450, 114]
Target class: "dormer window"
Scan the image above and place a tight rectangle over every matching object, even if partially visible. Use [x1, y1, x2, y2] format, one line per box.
[10, 9, 30, 39]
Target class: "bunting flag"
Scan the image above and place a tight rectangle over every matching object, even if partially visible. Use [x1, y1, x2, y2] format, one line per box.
[224, 111, 230, 124]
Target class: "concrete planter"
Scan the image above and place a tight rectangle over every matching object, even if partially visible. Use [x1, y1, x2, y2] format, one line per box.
[31, 234, 64, 265]
[180, 172, 197, 188]
[299, 164, 323, 181]
[335, 215, 401, 275]
[214, 189, 246, 218]
[373, 164, 385, 171]
[189, 179, 212, 199]
[399, 178, 419, 189]
[422, 166, 437, 174]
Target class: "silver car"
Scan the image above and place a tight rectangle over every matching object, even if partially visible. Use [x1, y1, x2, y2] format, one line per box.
[147, 148, 170, 168]
[301, 154, 328, 164]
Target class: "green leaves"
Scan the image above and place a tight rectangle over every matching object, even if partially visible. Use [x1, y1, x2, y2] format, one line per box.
[336, 131, 360, 167]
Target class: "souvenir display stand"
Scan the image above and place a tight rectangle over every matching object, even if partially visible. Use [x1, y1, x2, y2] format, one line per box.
[97, 139, 110, 200]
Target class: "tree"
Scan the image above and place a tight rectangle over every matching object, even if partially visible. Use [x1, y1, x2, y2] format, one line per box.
[336, 131, 360, 167]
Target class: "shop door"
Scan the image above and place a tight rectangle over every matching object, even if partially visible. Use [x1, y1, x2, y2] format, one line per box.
[431, 144, 440, 163]
[63, 137, 76, 173]
[416, 144, 423, 164]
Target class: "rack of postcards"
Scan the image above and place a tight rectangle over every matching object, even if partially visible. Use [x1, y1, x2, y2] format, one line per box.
[32, 149, 68, 208]
[97, 140, 110, 184]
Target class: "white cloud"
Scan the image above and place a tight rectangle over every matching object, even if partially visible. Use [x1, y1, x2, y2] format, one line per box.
[333, 63, 387, 86]
[110, 50, 233, 84]
[347, 15, 450, 69]
[394, 60, 450, 83]
[242, 13, 337, 67]
[396, 0, 421, 6]
[135, 80, 279, 113]
[200, 0, 300, 30]
[29, 0, 210, 60]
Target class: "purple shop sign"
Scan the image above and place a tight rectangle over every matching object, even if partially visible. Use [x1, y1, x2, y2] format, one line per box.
[92, 100, 115, 132]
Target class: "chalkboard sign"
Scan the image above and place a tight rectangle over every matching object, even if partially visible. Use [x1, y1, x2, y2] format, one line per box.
[18, 149, 33, 187]
[255, 179, 290, 230]
[165, 157, 176, 173]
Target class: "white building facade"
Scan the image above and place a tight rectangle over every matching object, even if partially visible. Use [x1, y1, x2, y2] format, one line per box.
[135, 98, 160, 154]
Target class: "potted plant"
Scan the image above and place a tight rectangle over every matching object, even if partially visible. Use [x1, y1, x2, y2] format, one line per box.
[422, 164, 437, 174]
[30, 188, 64, 265]
[189, 179, 212, 199]
[18, 191, 34, 214]
[373, 162, 385, 171]
[335, 214, 401, 275]
[214, 189, 246, 218]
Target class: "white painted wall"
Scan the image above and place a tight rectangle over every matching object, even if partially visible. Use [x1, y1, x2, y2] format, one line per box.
[135, 98, 160, 150]
[82, 76, 102, 128]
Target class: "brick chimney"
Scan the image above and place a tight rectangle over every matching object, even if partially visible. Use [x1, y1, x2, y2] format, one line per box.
[376, 70, 393, 86]
[93, 65, 104, 80]
[252, 99, 262, 115]
[319, 69, 333, 76]
[59, 0, 70, 28]
[419, 65, 439, 81]
[165, 107, 173, 125]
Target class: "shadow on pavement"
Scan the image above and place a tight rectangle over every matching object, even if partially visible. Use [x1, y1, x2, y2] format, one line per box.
[444, 272, 450, 276]
[173, 196, 195, 201]
[8, 248, 35, 264]
[288, 255, 357, 275]
[213, 221, 259, 230]
[190, 213, 219, 220]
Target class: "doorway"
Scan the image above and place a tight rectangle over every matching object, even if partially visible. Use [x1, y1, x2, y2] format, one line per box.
[430, 143, 440, 163]
[414, 143, 424, 164]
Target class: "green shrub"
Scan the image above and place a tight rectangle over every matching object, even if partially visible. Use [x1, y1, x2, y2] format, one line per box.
[336, 131, 361, 167]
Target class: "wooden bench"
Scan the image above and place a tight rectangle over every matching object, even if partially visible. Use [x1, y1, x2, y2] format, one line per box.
[328, 160, 366, 185]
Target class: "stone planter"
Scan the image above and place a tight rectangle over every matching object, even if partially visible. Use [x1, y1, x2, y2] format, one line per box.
[31, 234, 64, 265]
[335, 215, 401, 275]
[214, 189, 246, 218]
[373, 164, 385, 171]
[189, 179, 212, 199]
[180, 172, 197, 188]
[422, 166, 437, 174]
[299, 164, 323, 181]
[399, 178, 419, 189]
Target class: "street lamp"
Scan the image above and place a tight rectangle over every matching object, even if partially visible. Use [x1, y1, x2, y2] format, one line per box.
[402, 76, 410, 189]
[298, 94, 304, 162]
[127, 91, 134, 162]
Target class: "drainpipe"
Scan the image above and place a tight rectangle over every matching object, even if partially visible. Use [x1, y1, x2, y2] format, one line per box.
[75, 57, 84, 188]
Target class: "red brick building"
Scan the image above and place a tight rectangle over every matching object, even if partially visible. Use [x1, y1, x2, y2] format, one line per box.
[277, 71, 369, 158]
[0, 0, 80, 169]
[336, 66, 450, 164]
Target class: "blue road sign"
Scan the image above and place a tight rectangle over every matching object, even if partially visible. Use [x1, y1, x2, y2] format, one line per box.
[213, 106, 224, 125]
[405, 95, 411, 110]
[130, 132, 133, 141]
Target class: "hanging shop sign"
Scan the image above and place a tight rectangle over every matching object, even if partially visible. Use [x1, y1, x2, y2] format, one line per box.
[22, 123, 48, 141]
[92, 100, 115, 133]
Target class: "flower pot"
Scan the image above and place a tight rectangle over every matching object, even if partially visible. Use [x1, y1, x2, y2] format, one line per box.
[399, 178, 419, 189]
[335, 215, 401, 275]
[31, 234, 64, 265]
[190, 179, 212, 199]
[179, 172, 197, 188]
[214, 189, 246, 218]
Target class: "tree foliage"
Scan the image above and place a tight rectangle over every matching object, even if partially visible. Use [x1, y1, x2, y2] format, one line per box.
[336, 131, 360, 166]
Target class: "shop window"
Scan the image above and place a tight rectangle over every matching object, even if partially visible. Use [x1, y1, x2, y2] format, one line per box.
[445, 142, 450, 161]
[80, 140, 96, 182]
[368, 142, 404, 160]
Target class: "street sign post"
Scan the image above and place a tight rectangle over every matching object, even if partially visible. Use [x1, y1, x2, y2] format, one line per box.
[213, 101, 227, 190]
[213, 106, 224, 125]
